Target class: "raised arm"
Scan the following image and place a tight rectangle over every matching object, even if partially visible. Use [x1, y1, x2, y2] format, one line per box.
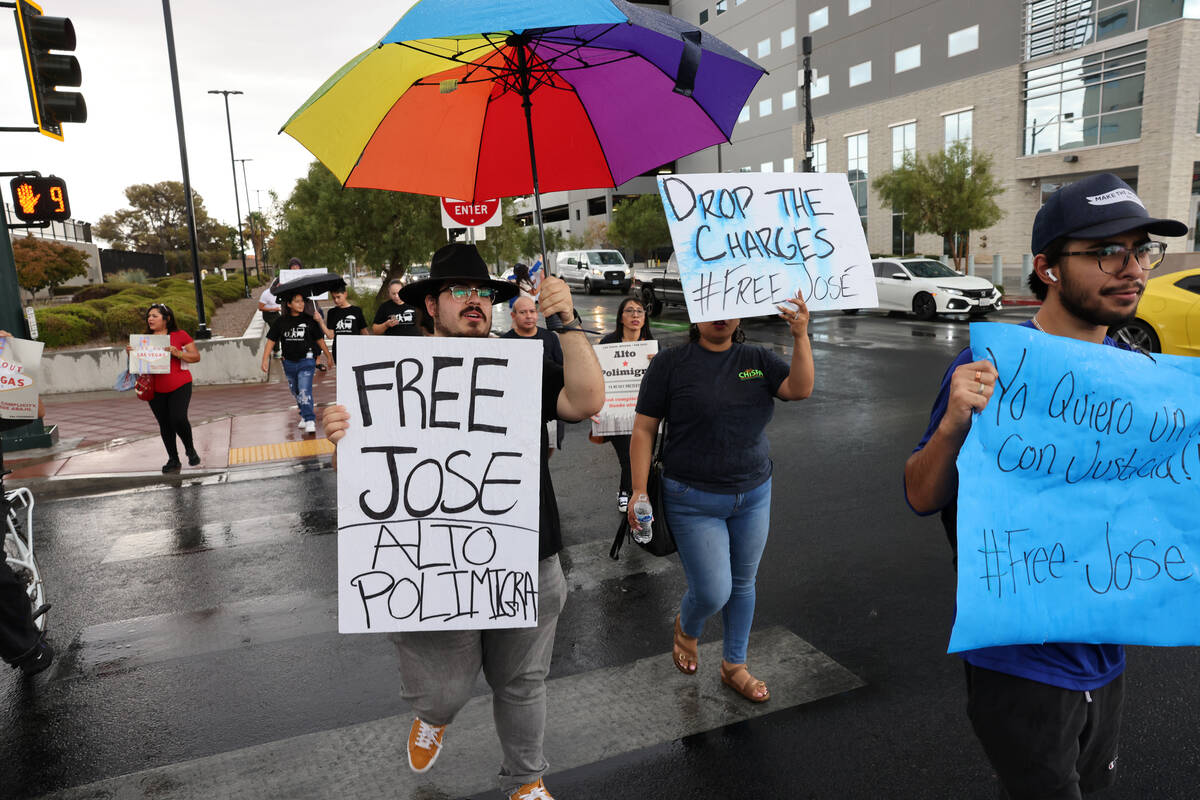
[538, 276, 604, 421]
[775, 288, 814, 400]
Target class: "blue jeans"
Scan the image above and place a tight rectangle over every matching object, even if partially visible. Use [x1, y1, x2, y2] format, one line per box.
[664, 476, 772, 665]
[282, 357, 316, 422]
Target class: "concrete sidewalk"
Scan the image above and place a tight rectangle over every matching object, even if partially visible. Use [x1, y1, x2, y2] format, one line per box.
[3, 361, 339, 497]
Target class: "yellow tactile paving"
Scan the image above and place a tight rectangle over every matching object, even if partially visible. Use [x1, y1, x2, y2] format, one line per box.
[228, 438, 336, 466]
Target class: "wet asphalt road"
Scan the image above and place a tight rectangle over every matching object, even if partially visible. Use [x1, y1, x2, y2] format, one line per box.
[3, 296, 1199, 799]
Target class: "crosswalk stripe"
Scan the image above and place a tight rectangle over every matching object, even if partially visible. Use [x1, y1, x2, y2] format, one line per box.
[42, 626, 863, 799]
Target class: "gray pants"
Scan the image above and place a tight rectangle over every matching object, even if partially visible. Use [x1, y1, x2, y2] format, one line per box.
[392, 555, 567, 794]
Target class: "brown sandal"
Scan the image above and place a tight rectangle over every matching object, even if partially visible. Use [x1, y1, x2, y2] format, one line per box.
[672, 616, 698, 675]
[720, 661, 770, 703]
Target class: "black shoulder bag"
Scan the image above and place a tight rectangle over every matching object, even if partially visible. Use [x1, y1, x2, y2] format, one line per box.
[609, 422, 676, 559]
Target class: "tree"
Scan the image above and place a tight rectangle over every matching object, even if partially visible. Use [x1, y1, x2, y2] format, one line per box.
[609, 193, 672, 262]
[873, 142, 1005, 269]
[518, 222, 568, 265]
[12, 235, 89, 300]
[93, 181, 233, 273]
[581, 219, 613, 250]
[242, 210, 273, 273]
[475, 199, 526, 273]
[274, 161, 444, 284]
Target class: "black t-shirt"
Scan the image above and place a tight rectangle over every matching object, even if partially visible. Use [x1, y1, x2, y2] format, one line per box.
[326, 305, 367, 337]
[538, 357, 566, 559]
[500, 327, 563, 366]
[267, 313, 324, 362]
[635, 341, 789, 493]
[373, 300, 422, 336]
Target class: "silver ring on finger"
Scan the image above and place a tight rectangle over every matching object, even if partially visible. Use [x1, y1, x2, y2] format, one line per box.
[977, 381, 985, 395]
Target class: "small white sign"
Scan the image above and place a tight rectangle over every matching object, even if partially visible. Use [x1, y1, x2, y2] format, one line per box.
[128, 334, 171, 374]
[336, 336, 544, 633]
[657, 172, 878, 322]
[0, 334, 43, 420]
[591, 340, 658, 437]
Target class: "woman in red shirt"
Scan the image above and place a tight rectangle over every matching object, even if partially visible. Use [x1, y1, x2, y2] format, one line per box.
[143, 303, 201, 472]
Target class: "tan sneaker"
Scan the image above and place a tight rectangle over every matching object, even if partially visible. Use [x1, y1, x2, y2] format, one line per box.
[406, 717, 445, 773]
[508, 778, 554, 800]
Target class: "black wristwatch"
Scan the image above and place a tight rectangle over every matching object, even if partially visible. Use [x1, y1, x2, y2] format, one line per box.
[559, 310, 585, 333]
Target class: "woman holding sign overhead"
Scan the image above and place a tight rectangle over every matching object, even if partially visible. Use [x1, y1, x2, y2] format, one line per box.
[136, 303, 201, 473]
[628, 291, 814, 703]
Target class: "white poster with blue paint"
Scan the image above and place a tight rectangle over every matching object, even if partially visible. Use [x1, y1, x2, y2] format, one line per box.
[657, 172, 876, 322]
[951, 323, 1200, 653]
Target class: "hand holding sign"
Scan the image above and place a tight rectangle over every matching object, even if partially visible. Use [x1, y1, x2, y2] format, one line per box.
[658, 172, 877, 322]
[776, 287, 810, 338]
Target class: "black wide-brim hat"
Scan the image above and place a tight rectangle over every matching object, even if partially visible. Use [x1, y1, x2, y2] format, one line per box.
[399, 243, 519, 306]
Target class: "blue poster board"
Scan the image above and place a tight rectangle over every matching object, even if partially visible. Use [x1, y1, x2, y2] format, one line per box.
[951, 323, 1200, 652]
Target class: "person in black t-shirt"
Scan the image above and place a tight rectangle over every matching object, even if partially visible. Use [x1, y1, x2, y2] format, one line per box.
[630, 294, 814, 705]
[261, 289, 333, 435]
[323, 243, 604, 800]
[324, 286, 368, 363]
[502, 295, 564, 454]
[371, 278, 423, 336]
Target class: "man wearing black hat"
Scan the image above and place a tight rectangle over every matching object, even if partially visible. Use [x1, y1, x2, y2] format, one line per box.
[324, 243, 603, 800]
[904, 173, 1187, 798]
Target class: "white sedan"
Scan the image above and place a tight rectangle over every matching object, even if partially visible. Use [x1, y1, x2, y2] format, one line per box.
[849, 258, 1002, 320]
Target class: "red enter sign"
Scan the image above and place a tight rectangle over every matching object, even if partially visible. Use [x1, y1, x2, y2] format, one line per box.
[441, 197, 500, 227]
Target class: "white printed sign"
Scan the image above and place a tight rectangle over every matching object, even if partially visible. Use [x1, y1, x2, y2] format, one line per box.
[277, 268, 333, 300]
[591, 340, 658, 437]
[0, 334, 43, 420]
[336, 336, 544, 633]
[128, 334, 171, 374]
[657, 172, 877, 322]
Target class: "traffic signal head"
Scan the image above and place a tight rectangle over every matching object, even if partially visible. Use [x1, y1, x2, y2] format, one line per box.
[9, 176, 71, 223]
[15, 0, 86, 140]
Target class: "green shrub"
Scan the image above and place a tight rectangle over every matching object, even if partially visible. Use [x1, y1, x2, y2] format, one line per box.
[48, 304, 105, 338]
[34, 308, 92, 347]
[103, 304, 148, 342]
[109, 269, 149, 284]
[350, 287, 382, 326]
[74, 282, 138, 302]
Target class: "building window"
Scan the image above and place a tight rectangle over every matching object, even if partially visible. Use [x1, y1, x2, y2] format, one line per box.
[700, 9, 709, 25]
[759, 98, 773, 117]
[812, 73, 830, 98]
[891, 121, 916, 168]
[1023, 0, 1194, 60]
[1022, 43, 1146, 154]
[892, 212, 914, 256]
[761, 161, 775, 173]
[735, 0, 745, 5]
[783, 157, 795, 172]
[847, 132, 869, 232]
[809, 6, 829, 32]
[948, 24, 979, 57]
[739, 166, 754, 173]
[739, 48, 749, 57]
[782, 90, 797, 110]
[758, 38, 771, 58]
[781, 27, 796, 49]
[895, 44, 921, 73]
[944, 109, 972, 150]
[849, 0, 871, 15]
[849, 61, 872, 87]
[813, 140, 827, 173]
[716, 0, 727, 15]
[738, 104, 750, 124]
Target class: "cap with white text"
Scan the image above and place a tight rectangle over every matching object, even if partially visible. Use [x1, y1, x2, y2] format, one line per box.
[1031, 172, 1187, 256]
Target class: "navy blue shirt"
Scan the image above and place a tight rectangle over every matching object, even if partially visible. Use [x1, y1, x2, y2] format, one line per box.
[636, 341, 789, 494]
[911, 320, 1125, 691]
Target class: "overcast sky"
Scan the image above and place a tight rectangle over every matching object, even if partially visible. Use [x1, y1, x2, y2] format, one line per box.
[3, 0, 417, 236]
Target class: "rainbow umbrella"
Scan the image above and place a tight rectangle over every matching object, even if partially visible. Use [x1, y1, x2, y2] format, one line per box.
[282, 0, 764, 256]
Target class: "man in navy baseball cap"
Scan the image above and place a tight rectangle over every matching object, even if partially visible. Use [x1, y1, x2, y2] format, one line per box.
[905, 172, 1186, 798]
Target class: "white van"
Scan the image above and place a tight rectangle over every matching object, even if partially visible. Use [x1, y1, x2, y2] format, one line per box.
[553, 250, 631, 295]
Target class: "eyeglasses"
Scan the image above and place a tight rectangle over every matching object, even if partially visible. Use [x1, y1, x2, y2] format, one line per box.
[622, 307, 646, 316]
[441, 285, 496, 303]
[1061, 242, 1167, 274]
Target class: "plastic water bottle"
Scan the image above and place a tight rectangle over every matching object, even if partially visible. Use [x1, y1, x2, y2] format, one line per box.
[632, 494, 653, 544]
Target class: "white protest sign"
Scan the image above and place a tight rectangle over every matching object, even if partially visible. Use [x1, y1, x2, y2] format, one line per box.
[128, 334, 171, 374]
[336, 336, 544, 633]
[591, 340, 658, 437]
[0, 335, 43, 420]
[657, 172, 877, 322]
[277, 268, 332, 300]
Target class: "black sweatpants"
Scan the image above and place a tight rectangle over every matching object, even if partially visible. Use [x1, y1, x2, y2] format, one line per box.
[965, 662, 1124, 799]
[609, 434, 632, 494]
[148, 382, 195, 460]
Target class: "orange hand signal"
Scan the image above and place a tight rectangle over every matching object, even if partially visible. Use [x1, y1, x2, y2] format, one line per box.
[16, 183, 40, 215]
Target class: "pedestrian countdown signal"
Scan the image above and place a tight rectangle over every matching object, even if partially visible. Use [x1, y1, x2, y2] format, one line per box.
[9, 176, 71, 223]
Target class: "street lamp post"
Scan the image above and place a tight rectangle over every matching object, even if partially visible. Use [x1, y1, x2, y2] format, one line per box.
[235, 157, 256, 278]
[208, 89, 250, 298]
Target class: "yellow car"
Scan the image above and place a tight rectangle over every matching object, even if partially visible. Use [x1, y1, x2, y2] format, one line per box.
[1111, 267, 1200, 356]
